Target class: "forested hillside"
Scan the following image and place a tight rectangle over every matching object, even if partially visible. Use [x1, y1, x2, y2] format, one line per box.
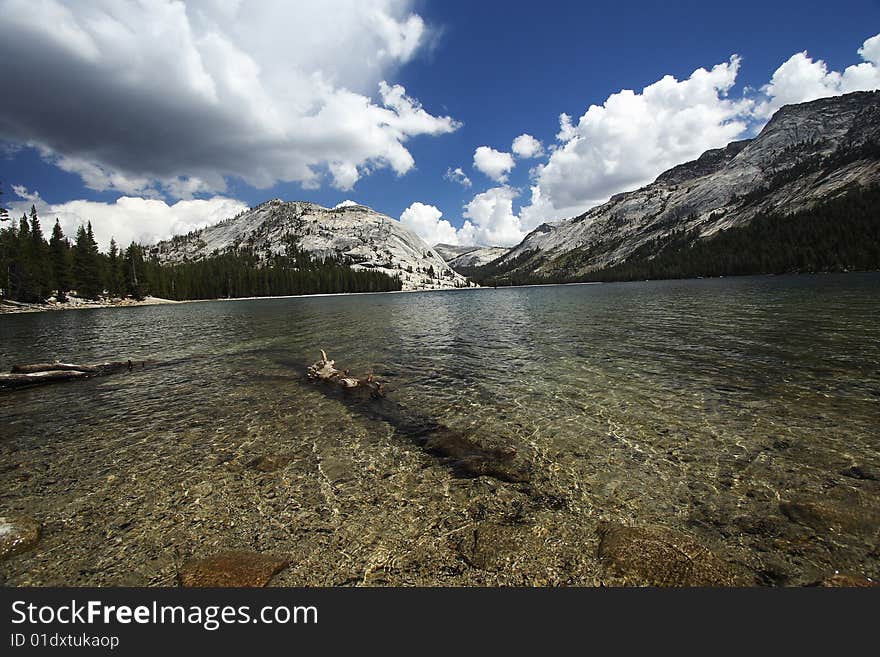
[0, 190, 400, 304]
[471, 185, 880, 286]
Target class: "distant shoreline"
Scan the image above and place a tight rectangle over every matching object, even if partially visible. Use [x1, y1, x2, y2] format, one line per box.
[0, 286, 482, 314]
[0, 296, 187, 314]
[6, 272, 872, 315]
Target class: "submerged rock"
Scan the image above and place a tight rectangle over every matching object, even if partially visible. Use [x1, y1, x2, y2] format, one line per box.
[779, 499, 880, 535]
[840, 465, 880, 481]
[422, 429, 531, 483]
[817, 573, 877, 587]
[178, 551, 289, 587]
[596, 521, 749, 587]
[0, 515, 40, 561]
[246, 453, 296, 473]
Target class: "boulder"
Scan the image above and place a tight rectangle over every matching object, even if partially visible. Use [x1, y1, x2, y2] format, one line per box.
[0, 515, 40, 561]
[818, 573, 877, 587]
[779, 499, 880, 535]
[178, 551, 289, 587]
[597, 521, 749, 587]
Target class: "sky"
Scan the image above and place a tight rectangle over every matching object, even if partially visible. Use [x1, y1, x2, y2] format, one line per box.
[1, 0, 879, 251]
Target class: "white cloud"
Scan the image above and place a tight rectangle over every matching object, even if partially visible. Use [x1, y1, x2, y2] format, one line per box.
[399, 202, 462, 246]
[524, 56, 751, 217]
[334, 199, 361, 209]
[512, 34, 880, 231]
[0, 1, 459, 197]
[8, 187, 247, 252]
[473, 146, 516, 182]
[399, 189, 526, 248]
[755, 33, 880, 118]
[462, 186, 524, 246]
[444, 166, 472, 188]
[511, 133, 544, 159]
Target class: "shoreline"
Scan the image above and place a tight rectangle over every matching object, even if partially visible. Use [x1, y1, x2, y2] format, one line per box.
[4, 271, 875, 315]
[0, 285, 483, 314]
[0, 296, 187, 314]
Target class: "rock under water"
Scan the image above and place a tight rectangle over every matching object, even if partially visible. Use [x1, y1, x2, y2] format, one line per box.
[596, 521, 751, 587]
[0, 515, 40, 561]
[178, 551, 289, 587]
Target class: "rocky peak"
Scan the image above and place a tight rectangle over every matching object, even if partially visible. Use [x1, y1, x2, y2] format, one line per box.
[151, 201, 473, 291]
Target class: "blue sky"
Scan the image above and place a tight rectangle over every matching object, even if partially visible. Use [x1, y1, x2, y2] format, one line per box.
[1, 0, 879, 250]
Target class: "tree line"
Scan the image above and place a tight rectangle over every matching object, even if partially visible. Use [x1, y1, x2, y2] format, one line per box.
[0, 204, 135, 303]
[0, 186, 401, 304]
[140, 247, 402, 299]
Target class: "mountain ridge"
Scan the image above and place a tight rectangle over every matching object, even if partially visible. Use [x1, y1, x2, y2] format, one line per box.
[479, 91, 880, 282]
[151, 199, 472, 291]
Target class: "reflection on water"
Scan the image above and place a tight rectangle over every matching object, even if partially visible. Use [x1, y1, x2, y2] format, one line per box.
[1, 273, 879, 586]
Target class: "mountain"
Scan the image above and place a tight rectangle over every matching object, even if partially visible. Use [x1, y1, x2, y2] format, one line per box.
[433, 243, 479, 261]
[447, 246, 510, 269]
[433, 243, 511, 269]
[150, 200, 471, 291]
[479, 91, 880, 283]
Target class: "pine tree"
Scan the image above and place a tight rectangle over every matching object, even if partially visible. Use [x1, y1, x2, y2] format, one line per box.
[107, 238, 124, 297]
[11, 214, 38, 302]
[28, 205, 50, 300]
[0, 184, 12, 297]
[124, 242, 146, 300]
[49, 220, 71, 302]
[73, 223, 102, 299]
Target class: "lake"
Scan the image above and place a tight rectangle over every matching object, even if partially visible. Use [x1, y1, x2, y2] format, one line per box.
[1, 273, 879, 586]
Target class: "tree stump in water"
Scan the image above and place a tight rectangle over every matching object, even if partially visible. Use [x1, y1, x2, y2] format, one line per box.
[306, 350, 385, 399]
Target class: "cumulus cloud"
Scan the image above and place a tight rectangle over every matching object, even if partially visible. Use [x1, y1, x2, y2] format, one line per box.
[399, 202, 462, 246]
[525, 56, 751, 218]
[0, 0, 459, 197]
[334, 199, 361, 209]
[444, 166, 472, 188]
[473, 146, 516, 182]
[755, 33, 880, 118]
[399, 189, 527, 248]
[511, 134, 544, 159]
[461, 187, 525, 246]
[7, 186, 247, 252]
[510, 34, 880, 230]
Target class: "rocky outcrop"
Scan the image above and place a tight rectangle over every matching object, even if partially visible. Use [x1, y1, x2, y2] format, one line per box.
[151, 200, 471, 291]
[490, 91, 880, 280]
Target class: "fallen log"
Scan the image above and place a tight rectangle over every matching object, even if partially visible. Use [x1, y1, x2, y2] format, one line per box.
[301, 351, 530, 483]
[0, 370, 90, 388]
[1, 360, 146, 390]
[11, 362, 99, 374]
[10, 361, 142, 375]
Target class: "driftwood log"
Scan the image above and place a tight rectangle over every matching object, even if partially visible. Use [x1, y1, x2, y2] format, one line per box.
[307, 350, 385, 398]
[301, 351, 530, 483]
[0, 360, 145, 390]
